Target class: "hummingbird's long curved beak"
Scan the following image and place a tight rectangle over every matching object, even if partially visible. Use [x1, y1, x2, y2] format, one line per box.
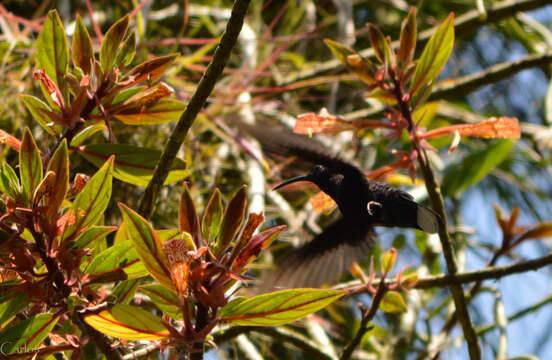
[273, 175, 313, 191]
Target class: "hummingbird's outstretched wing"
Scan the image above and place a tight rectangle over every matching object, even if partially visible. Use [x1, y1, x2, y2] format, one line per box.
[257, 218, 375, 292]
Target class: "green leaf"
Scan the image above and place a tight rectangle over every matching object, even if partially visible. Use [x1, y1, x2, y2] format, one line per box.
[62, 156, 114, 242]
[78, 143, 188, 186]
[220, 289, 346, 326]
[127, 53, 179, 85]
[70, 123, 107, 147]
[442, 139, 515, 196]
[19, 128, 43, 206]
[84, 304, 170, 340]
[36, 10, 69, 99]
[44, 139, 68, 216]
[114, 30, 136, 68]
[140, 284, 182, 320]
[119, 203, 174, 291]
[86, 241, 148, 280]
[214, 185, 247, 256]
[201, 188, 224, 244]
[0, 292, 28, 328]
[107, 86, 147, 108]
[397, 7, 417, 65]
[0, 313, 58, 354]
[379, 291, 407, 313]
[368, 24, 392, 66]
[111, 279, 140, 304]
[72, 14, 94, 74]
[0, 162, 20, 200]
[409, 13, 455, 105]
[100, 16, 129, 74]
[18, 94, 57, 136]
[113, 98, 186, 125]
[73, 225, 117, 250]
[324, 39, 375, 84]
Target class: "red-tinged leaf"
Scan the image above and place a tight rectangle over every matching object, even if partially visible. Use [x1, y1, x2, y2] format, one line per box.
[105, 86, 147, 108]
[381, 248, 397, 275]
[73, 225, 117, 249]
[100, 16, 129, 74]
[33, 69, 65, 110]
[397, 7, 417, 66]
[119, 203, 175, 291]
[140, 284, 182, 320]
[113, 98, 186, 125]
[380, 291, 407, 313]
[214, 186, 247, 256]
[163, 236, 194, 295]
[86, 241, 148, 281]
[0, 292, 28, 327]
[368, 24, 392, 66]
[77, 143, 188, 186]
[0, 129, 22, 152]
[115, 30, 136, 68]
[0, 162, 21, 200]
[44, 139, 68, 216]
[179, 183, 201, 247]
[227, 212, 264, 267]
[294, 110, 356, 135]
[70, 123, 107, 147]
[410, 13, 455, 105]
[126, 53, 179, 85]
[309, 191, 337, 215]
[219, 288, 346, 326]
[62, 157, 114, 242]
[36, 10, 69, 100]
[32, 170, 55, 208]
[232, 225, 285, 272]
[72, 15, 94, 74]
[18, 95, 57, 136]
[112, 279, 140, 305]
[84, 304, 171, 340]
[201, 188, 224, 244]
[423, 117, 521, 140]
[518, 223, 552, 241]
[20, 128, 43, 206]
[112, 82, 173, 112]
[324, 39, 376, 84]
[0, 313, 59, 354]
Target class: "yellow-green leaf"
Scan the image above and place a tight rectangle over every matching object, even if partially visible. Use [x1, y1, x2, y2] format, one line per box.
[20, 128, 43, 206]
[380, 291, 407, 313]
[100, 16, 129, 74]
[44, 139, 68, 216]
[0, 314, 58, 354]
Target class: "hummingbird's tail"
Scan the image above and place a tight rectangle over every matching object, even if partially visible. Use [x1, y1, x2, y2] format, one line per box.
[416, 204, 441, 234]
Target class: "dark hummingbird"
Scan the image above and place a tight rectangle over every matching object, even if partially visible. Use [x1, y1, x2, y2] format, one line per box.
[235, 122, 442, 290]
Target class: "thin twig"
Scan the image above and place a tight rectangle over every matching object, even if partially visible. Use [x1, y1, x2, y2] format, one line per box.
[138, 0, 251, 217]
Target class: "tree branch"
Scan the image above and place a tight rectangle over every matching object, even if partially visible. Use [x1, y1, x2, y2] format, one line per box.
[138, 0, 251, 217]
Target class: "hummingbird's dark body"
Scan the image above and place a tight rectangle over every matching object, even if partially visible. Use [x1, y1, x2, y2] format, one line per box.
[236, 122, 441, 289]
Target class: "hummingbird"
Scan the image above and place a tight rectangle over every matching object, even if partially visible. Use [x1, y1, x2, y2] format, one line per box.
[235, 122, 442, 289]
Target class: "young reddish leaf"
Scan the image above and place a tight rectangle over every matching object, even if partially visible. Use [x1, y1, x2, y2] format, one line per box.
[112, 82, 173, 112]
[214, 185, 247, 256]
[0, 129, 22, 152]
[422, 117, 521, 140]
[115, 30, 136, 68]
[518, 223, 552, 242]
[368, 24, 392, 66]
[119, 203, 175, 291]
[140, 284, 183, 320]
[397, 7, 417, 66]
[227, 212, 264, 267]
[232, 225, 285, 273]
[62, 156, 114, 242]
[409, 13, 455, 105]
[73, 225, 117, 249]
[72, 14, 94, 74]
[18, 95, 57, 136]
[100, 15, 129, 74]
[113, 98, 187, 125]
[163, 236, 194, 295]
[179, 183, 201, 246]
[84, 304, 171, 340]
[442, 139, 515, 196]
[0, 313, 59, 354]
[324, 39, 376, 84]
[0, 162, 21, 200]
[77, 143, 188, 186]
[310, 191, 337, 215]
[294, 110, 356, 135]
[127, 53, 179, 85]
[36, 10, 69, 99]
[20, 128, 43, 206]
[380, 291, 407, 313]
[201, 188, 224, 244]
[219, 288, 346, 326]
[44, 139, 69, 216]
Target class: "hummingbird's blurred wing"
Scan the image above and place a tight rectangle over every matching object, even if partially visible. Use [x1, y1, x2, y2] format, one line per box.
[257, 218, 375, 292]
